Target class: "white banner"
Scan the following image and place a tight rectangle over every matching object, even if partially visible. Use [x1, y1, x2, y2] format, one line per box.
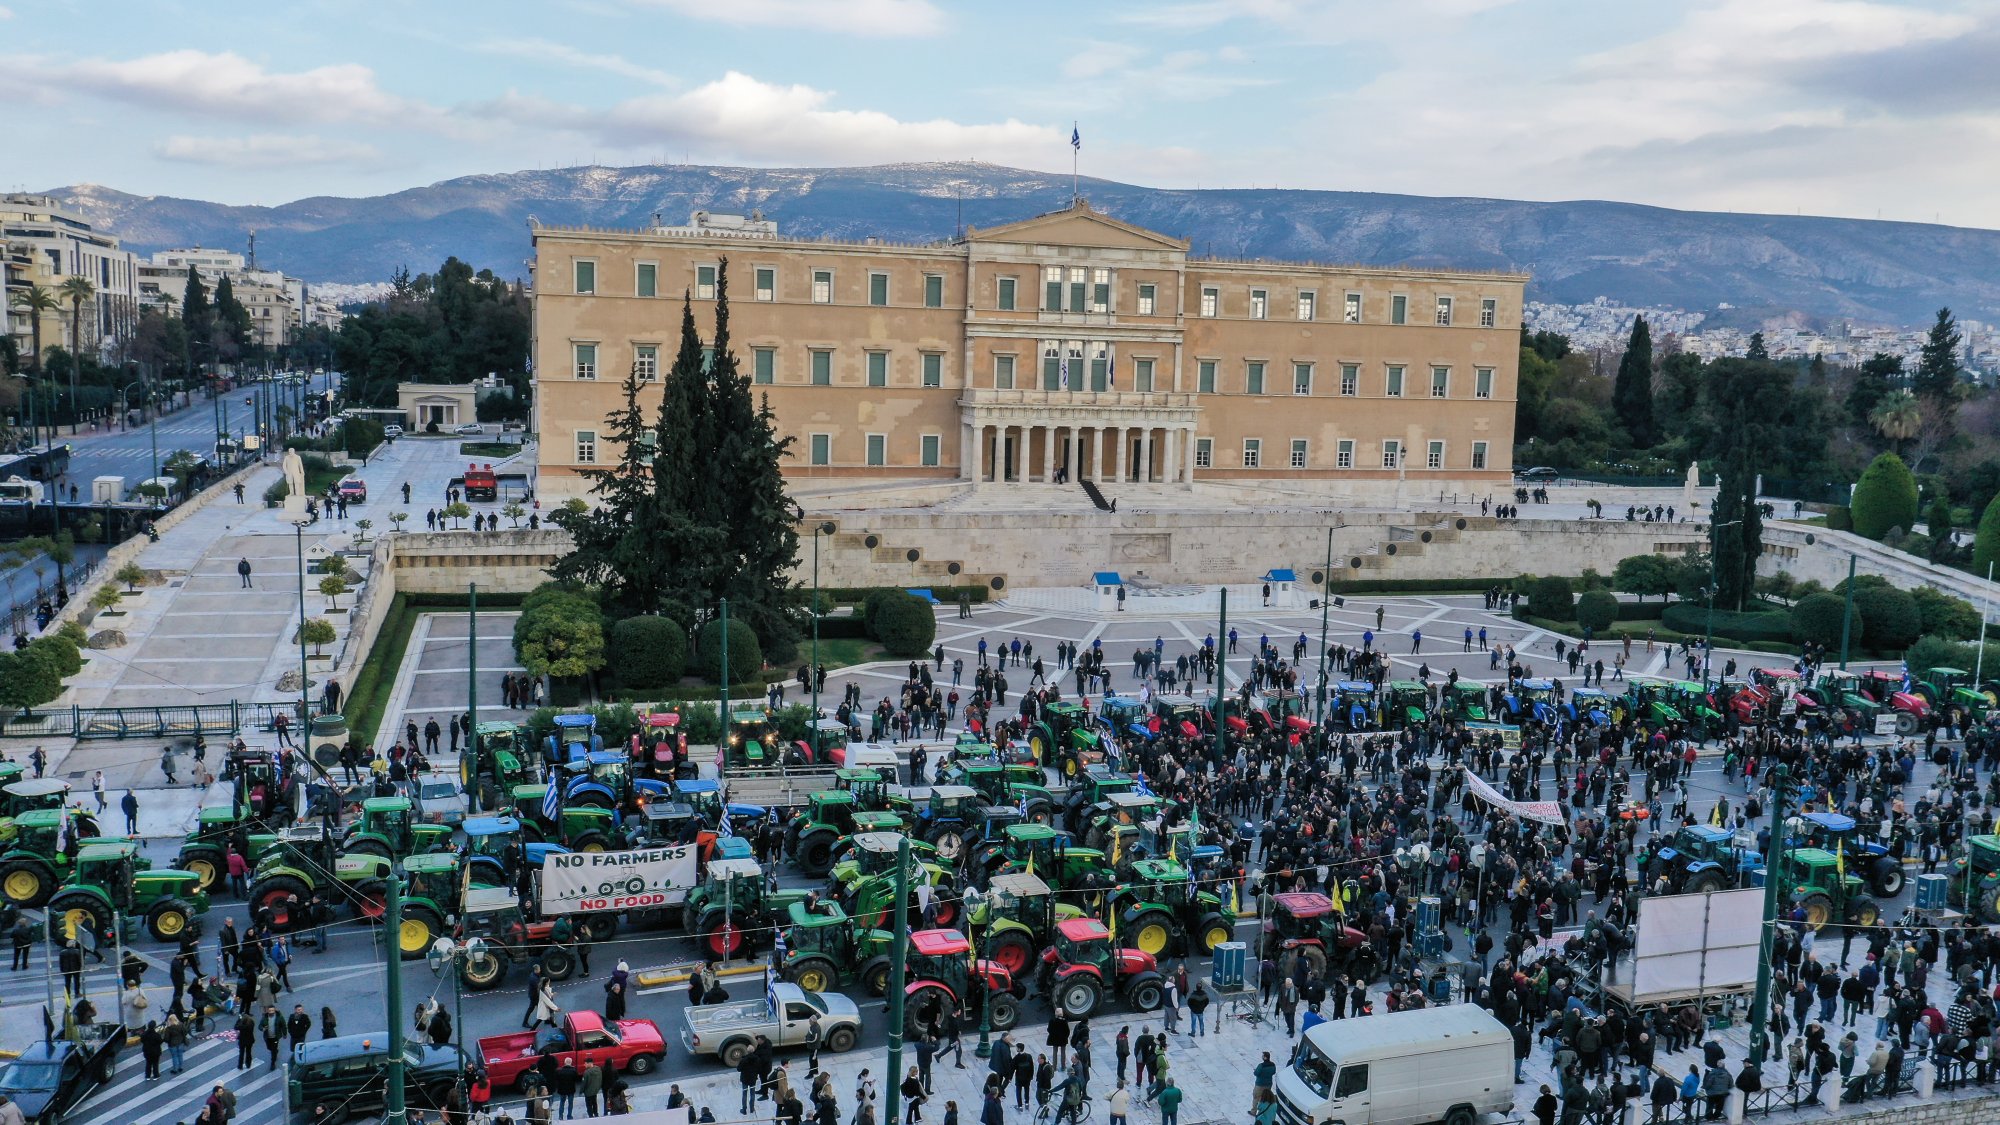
[1872, 714, 1898, 736]
[1630, 887, 1763, 1000]
[1461, 767, 1566, 825]
[539, 845, 699, 914]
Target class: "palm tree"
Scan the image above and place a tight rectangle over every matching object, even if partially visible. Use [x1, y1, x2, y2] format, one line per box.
[8, 284, 60, 372]
[57, 276, 95, 407]
[1870, 389, 1922, 453]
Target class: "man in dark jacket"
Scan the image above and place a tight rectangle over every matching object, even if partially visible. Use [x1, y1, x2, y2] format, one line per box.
[1011, 1044, 1034, 1110]
[287, 1004, 313, 1049]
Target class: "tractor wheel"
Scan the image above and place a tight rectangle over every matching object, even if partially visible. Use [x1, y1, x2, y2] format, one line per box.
[541, 948, 579, 981]
[398, 906, 443, 959]
[351, 879, 388, 920]
[569, 831, 609, 853]
[796, 831, 838, 877]
[571, 791, 614, 810]
[1125, 911, 1175, 957]
[1123, 972, 1165, 1012]
[1055, 973, 1102, 1019]
[344, 837, 392, 861]
[987, 993, 1021, 1032]
[931, 895, 960, 927]
[48, 892, 112, 944]
[1062, 756, 1080, 780]
[1196, 912, 1234, 954]
[1845, 895, 1881, 927]
[1799, 892, 1835, 930]
[826, 1025, 859, 1053]
[1895, 712, 1919, 735]
[179, 848, 224, 894]
[987, 932, 1037, 978]
[784, 818, 805, 860]
[1298, 945, 1330, 979]
[1976, 884, 2000, 926]
[861, 957, 893, 997]
[1685, 871, 1728, 896]
[699, 911, 746, 958]
[1023, 801, 1054, 827]
[461, 951, 510, 991]
[250, 874, 315, 931]
[146, 897, 197, 942]
[0, 858, 53, 907]
[925, 824, 967, 862]
[789, 957, 840, 994]
[1871, 860, 1906, 899]
[904, 983, 956, 1040]
[784, 746, 810, 768]
[1029, 732, 1050, 766]
[579, 913, 620, 942]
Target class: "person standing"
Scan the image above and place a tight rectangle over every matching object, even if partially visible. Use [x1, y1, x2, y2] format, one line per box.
[1156, 1079, 1182, 1125]
[121, 790, 140, 834]
[164, 1014, 188, 1075]
[238, 558, 253, 588]
[235, 1009, 257, 1069]
[261, 1005, 285, 1070]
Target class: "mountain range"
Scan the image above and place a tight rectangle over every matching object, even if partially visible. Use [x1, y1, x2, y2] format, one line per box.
[48, 161, 2000, 326]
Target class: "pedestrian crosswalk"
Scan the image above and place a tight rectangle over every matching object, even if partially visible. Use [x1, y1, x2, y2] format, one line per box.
[68, 1032, 292, 1125]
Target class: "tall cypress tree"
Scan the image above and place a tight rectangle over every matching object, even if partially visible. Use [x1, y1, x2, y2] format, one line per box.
[1745, 332, 1768, 361]
[182, 265, 212, 370]
[651, 296, 727, 628]
[549, 361, 664, 616]
[1612, 315, 1655, 447]
[1703, 359, 1764, 612]
[1915, 307, 1963, 401]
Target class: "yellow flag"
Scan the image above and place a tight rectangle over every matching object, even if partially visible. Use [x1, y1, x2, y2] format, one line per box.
[1835, 838, 1844, 877]
[1026, 847, 1035, 878]
[1709, 801, 1723, 826]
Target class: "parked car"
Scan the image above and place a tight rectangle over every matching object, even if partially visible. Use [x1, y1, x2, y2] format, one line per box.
[455, 423, 484, 435]
[681, 981, 862, 1066]
[285, 1033, 465, 1123]
[1514, 466, 1559, 481]
[0, 1022, 124, 1125]
[501, 421, 526, 432]
[383, 425, 404, 438]
[336, 478, 367, 502]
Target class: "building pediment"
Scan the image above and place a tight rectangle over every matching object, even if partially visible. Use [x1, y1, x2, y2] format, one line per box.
[966, 201, 1189, 254]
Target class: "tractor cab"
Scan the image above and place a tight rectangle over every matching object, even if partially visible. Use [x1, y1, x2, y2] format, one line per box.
[925, 785, 984, 823]
[476, 720, 526, 761]
[1504, 679, 1558, 724]
[1915, 667, 1994, 718]
[780, 899, 891, 992]
[1383, 681, 1429, 729]
[841, 832, 914, 880]
[1039, 916, 1161, 1016]
[673, 779, 727, 823]
[1566, 687, 1619, 727]
[1332, 682, 1377, 731]
[635, 713, 685, 778]
[464, 815, 526, 883]
[226, 750, 291, 822]
[971, 805, 1027, 848]
[400, 851, 462, 907]
[801, 719, 852, 766]
[1443, 680, 1489, 722]
[1067, 768, 1135, 806]
[1151, 695, 1209, 738]
[636, 799, 712, 855]
[725, 708, 778, 769]
[456, 885, 534, 948]
[1, 778, 79, 820]
[1098, 790, 1161, 827]
[346, 796, 454, 858]
[834, 768, 907, 814]
[972, 872, 1073, 973]
[548, 713, 601, 763]
[1099, 696, 1153, 740]
[1267, 891, 1336, 949]
[694, 857, 770, 915]
[1126, 857, 1193, 908]
[1631, 681, 1683, 726]
[1667, 682, 1725, 726]
[1785, 848, 1879, 929]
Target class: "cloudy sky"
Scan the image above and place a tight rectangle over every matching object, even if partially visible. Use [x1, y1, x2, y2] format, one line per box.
[5, 0, 1997, 228]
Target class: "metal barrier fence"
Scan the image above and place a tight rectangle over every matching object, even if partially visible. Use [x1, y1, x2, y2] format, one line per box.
[0, 699, 324, 741]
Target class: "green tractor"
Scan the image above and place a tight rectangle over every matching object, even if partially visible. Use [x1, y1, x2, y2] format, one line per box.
[944, 761, 1057, 826]
[1107, 858, 1236, 958]
[374, 851, 462, 959]
[46, 840, 209, 944]
[973, 824, 1115, 899]
[1799, 671, 1883, 732]
[1081, 791, 1166, 854]
[1665, 682, 1728, 737]
[1382, 681, 1430, 730]
[723, 707, 782, 770]
[910, 785, 990, 863]
[1, 779, 102, 839]
[786, 770, 917, 876]
[1027, 701, 1107, 780]
[461, 722, 540, 811]
[1630, 682, 1683, 728]
[684, 857, 811, 959]
[829, 832, 957, 929]
[1780, 847, 1881, 930]
[1060, 767, 1137, 836]
[342, 796, 456, 862]
[1442, 680, 1490, 722]
[175, 796, 254, 894]
[966, 871, 1083, 978]
[1913, 667, 1995, 722]
[779, 900, 895, 995]
[0, 810, 118, 907]
[246, 823, 393, 934]
[506, 784, 622, 851]
[1945, 835, 2000, 924]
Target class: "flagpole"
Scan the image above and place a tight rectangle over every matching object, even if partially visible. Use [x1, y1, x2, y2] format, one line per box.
[1071, 121, 1079, 205]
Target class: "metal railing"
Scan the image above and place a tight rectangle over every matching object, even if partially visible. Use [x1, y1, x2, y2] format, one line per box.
[0, 699, 320, 741]
[1741, 1082, 1815, 1118]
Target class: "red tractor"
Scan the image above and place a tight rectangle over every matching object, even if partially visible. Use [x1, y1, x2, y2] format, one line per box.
[1037, 917, 1167, 1019]
[1261, 891, 1383, 983]
[1858, 671, 1931, 735]
[902, 928, 1022, 1039]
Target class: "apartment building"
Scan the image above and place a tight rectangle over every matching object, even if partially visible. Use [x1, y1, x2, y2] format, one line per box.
[1, 193, 141, 362]
[531, 202, 1525, 502]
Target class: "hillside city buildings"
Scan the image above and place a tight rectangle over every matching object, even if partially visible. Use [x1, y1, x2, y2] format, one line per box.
[529, 203, 1528, 502]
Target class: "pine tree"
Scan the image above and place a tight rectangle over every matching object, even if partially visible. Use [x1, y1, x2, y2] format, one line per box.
[1703, 359, 1764, 612]
[182, 266, 212, 370]
[1612, 315, 1655, 447]
[1846, 353, 1900, 429]
[549, 362, 666, 616]
[1915, 307, 1963, 401]
[651, 295, 728, 628]
[1745, 332, 1768, 361]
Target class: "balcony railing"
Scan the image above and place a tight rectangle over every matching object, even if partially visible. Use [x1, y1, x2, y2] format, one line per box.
[958, 388, 1198, 410]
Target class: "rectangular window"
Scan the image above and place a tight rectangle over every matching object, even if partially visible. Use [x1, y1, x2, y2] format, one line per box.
[755, 267, 775, 302]
[1137, 283, 1156, 316]
[1290, 439, 1308, 469]
[1249, 289, 1268, 319]
[696, 265, 716, 300]
[1043, 342, 1062, 390]
[1195, 438, 1213, 468]
[812, 270, 832, 304]
[1200, 287, 1219, 317]
[1382, 440, 1401, 469]
[1435, 296, 1452, 326]
[701, 346, 714, 373]
[997, 277, 1017, 311]
[922, 354, 943, 388]
[809, 434, 830, 466]
[1088, 345, 1107, 392]
[573, 260, 595, 294]
[753, 347, 775, 384]
[810, 349, 832, 386]
[865, 434, 886, 467]
[1243, 438, 1262, 469]
[1091, 268, 1110, 313]
[1344, 291, 1362, 323]
[1068, 267, 1087, 313]
[1246, 361, 1265, 395]
[1390, 294, 1407, 325]
[1198, 360, 1216, 394]
[1337, 439, 1354, 469]
[575, 430, 597, 464]
[924, 274, 944, 308]
[635, 262, 657, 298]
[573, 343, 597, 380]
[1386, 365, 1404, 397]
[1480, 297, 1497, 327]
[868, 273, 889, 307]
[867, 352, 887, 388]
[1431, 366, 1450, 397]
[1135, 358, 1155, 392]
[920, 434, 940, 467]
[1476, 367, 1494, 399]
[1045, 266, 1063, 312]
[995, 354, 1016, 389]
[1340, 364, 1359, 396]
[1427, 440, 1445, 470]
[633, 344, 658, 381]
[1472, 441, 1489, 470]
[1297, 291, 1316, 321]
[1293, 363, 1313, 396]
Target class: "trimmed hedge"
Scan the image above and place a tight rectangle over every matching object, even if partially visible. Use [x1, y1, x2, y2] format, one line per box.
[1616, 601, 1667, 622]
[1324, 577, 1523, 595]
[1660, 602, 1794, 643]
[1825, 506, 1853, 532]
[609, 615, 687, 689]
[811, 616, 870, 640]
[1576, 589, 1620, 632]
[1791, 592, 1861, 648]
[1853, 585, 1921, 650]
[826, 585, 990, 604]
[870, 593, 938, 658]
[1851, 453, 1919, 540]
[696, 619, 762, 684]
[1529, 576, 1575, 621]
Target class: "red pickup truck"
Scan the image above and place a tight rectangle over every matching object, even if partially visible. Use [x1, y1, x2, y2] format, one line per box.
[477, 1011, 667, 1091]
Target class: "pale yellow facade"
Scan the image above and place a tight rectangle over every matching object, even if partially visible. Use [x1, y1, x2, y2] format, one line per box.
[530, 203, 1526, 502]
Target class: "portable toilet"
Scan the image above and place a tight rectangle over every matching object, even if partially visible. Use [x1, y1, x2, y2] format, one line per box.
[91, 475, 124, 503]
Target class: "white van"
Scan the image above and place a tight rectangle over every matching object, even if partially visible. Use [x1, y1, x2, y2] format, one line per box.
[1275, 1006, 1514, 1125]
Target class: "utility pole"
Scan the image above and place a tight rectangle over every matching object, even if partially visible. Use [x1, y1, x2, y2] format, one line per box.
[1747, 764, 1789, 1066]
[1838, 554, 1857, 669]
[884, 834, 912, 1125]
[467, 583, 479, 786]
[1975, 562, 1993, 687]
[1213, 586, 1229, 768]
[295, 519, 311, 730]
[1315, 530, 1333, 758]
[718, 598, 730, 730]
[383, 874, 409, 1125]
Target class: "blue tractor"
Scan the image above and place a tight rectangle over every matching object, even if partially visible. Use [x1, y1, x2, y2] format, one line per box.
[1561, 687, 1618, 728]
[1331, 682, 1378, 731]
[1653, 824, 1762, 894]
[563, 750, 671, 813]
[543, 713, 602, 767]
[1501, 679, 1559, 725]
[461, 814, 572, 887]
[1792, 811, 1905, 898]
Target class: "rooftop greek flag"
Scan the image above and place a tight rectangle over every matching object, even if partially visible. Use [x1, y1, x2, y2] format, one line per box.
[1071, 125, 1081, 150]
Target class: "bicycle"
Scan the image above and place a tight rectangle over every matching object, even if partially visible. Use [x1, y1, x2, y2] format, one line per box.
[1035, 1090, 1094, 1125]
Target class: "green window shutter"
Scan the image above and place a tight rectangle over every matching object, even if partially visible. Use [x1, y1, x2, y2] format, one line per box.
[925, 276, 943, 308]
[867, 353, 887, 387]
[1198, 361, 1216, 394]
[753, 349, 774, 384]
[636, 263, 656, 297]
[923, 354, 942, 387]
[870, 275, 888, 306]
[811, 351, 831, 385]
[1247, 362, 1265, 395]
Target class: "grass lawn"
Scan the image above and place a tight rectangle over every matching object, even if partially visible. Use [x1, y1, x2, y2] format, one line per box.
[802, 636, 880, 669]
[459, 441, 523, 458]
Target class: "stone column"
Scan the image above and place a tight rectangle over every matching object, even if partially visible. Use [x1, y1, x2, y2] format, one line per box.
[1093, 428, 1106, 481]
[1183, 425, 1197, 489]
[1005, 426, 1019, 482]
[1113, 426, 1128, 483]
[1042, 423, 1056, 484]
[1139, 428, 1155, 483]
[966, 422, 983, 486]
[1162, 428, 1179, 484]
[1068, 427, 1081, 482]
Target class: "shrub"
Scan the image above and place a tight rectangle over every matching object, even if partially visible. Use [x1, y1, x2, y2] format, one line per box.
[89, 586, 123, 613]
[1853, 585, 1921, 651]
[1528, 576, 1575, 621]
[513, 586, 607, 679]
[1575, 589, 1620, 632]
[1910, 586, 1980, 641]
[870, 593, 938, 658]
[1791, 592, 1862, 649]
[300, 618, 337, 655]
[1850, 453, 1919, 540]
[1825, 506, 1853, 531]
[115, 561, 147, 592]
[1661, 602, 1794, 644]
[1906, 634, 1972, 675]
[610, 615, 688, 689]
[696, 618, 762, 684]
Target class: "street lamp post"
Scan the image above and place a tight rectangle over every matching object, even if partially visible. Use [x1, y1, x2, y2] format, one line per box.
[428, 936, 487, 1110]
[293, 516, 313, 731]
[1838, 553, 1859, 670]
[1314, 527, 1335, 758]
[971, 891, 994, 1058]
[1701, 519, 1742, 689]
[809, 519, 835, 724]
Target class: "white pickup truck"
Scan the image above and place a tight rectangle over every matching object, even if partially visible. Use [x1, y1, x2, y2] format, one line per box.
[680, 981, 863, 1067]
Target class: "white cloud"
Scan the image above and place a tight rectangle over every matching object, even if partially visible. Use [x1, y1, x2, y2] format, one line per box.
[155, 133, 384, 168]
[473, 38, 677, 88]
[626, 0, 944, 37]
[0, 6, 14, 19]
[0, 50, 448, 129]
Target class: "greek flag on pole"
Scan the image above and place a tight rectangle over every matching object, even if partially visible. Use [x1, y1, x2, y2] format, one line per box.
[1059, 350, 1071, 390]
[1071, 125, 1081, 151]
[717, 813, 735, 838]
[541, 776, 561, 821]
[1133, 772, 1152, 796]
